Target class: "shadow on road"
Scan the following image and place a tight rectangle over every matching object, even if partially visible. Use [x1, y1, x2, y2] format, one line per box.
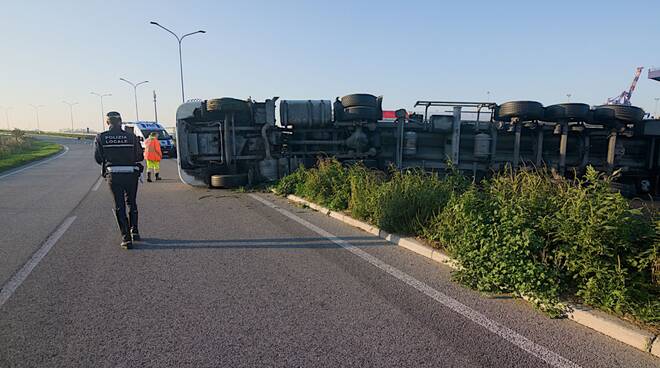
[132, 236, 389, 251]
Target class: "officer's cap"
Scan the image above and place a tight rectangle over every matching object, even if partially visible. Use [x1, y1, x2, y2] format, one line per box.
[105, 111, 122, 125]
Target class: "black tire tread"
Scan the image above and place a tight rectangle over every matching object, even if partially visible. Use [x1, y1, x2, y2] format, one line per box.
[339, 106, 381, 121]
[206, 98, 250, 113]
[340, 94, 378, 108]
[544, 103, 590, 122]
[495, 101, 544, 121]
[210, 174, 248, 188]
[594, 105, 645, 124]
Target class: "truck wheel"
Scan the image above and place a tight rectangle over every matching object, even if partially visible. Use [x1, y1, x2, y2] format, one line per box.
[340, 94, 379, 108]
[206, 98, 250, 113]
[591, 107, 615, 124]
[594, 105, 645, 124]
[544, 103, 590, 122]
[339, 106, 382, 121]
[210, 174, 248, 188]
[495, 101, 544, 121]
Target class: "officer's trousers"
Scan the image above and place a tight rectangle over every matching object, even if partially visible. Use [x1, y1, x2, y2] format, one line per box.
[107, 172, 139, 237]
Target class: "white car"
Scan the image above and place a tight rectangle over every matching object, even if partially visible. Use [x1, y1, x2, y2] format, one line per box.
[122, 121, 177, 158]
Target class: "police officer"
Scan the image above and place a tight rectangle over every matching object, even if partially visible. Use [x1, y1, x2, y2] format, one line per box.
[94, 111, 144, 249]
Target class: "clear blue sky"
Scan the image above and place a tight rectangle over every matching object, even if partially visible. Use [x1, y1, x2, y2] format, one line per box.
[1, 0, 658, 132]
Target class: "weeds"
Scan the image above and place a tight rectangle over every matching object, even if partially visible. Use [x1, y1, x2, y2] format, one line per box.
[0, 132, 62, 173]
[275, 161, 659, 326]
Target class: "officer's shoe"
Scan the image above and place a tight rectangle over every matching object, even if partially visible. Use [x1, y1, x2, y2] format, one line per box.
[121, 234, 133, 249]
[155, 173, 162, 181]
[131, 230, 141, 242]
[147, 172, 153, 182]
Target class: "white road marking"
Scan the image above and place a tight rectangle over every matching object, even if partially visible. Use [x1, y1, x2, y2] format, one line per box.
[0, 216, 76, 308]
[248, 194, 581, 368]
[0, 145, 70, 180]
[92, 176, 104, 191]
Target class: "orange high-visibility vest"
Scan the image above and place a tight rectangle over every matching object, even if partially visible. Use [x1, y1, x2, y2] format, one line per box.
[144, 137, 162, 161]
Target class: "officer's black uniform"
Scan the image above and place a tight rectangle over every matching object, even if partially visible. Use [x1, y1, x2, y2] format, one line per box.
[94, 112, 144, 248]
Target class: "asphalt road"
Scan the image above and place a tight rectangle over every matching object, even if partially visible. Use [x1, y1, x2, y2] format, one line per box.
[0, 144, 658, 367]
[0, 137, 98, 286]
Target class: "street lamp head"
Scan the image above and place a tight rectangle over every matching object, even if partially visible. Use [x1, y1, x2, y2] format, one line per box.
[150, 21, 159, 25]
[198, 30, 206, 33]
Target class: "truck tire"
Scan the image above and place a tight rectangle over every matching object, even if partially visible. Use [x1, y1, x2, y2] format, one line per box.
[210, 174, 248, 188]
[340, 94, 379, 108]
[590, 107, 615, 124]
[206, 98, 250, 113]
[594, 105, 645, 124]
[544, 103, 590, 122]
[495, 101, 544, 121]
[340, 106, 381, 121]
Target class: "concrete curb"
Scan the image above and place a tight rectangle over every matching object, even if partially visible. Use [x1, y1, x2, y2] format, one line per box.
[284, 193, 660, 357]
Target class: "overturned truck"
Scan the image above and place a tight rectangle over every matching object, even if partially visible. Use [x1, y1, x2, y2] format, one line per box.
[176, 93, 660, 196]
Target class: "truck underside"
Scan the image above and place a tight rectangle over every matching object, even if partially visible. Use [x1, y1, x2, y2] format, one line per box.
[176, 95, 660, 196]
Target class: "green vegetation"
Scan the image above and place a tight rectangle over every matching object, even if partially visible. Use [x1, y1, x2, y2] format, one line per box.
[0, 130, 62, 172]
[0, 129, 95, 140]
[275, 159, 660, 328]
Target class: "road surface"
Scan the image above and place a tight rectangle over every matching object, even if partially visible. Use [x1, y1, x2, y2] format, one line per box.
[0, 137, 658, 367]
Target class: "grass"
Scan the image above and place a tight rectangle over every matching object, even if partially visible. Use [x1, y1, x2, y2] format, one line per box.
[0, 129, 95, 140]
[0, 138, 62, 173]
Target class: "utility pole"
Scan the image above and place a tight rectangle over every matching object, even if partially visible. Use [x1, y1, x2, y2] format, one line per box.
[153, 90, 158, 123]
[119, 78, 149, 123]
[150, 21, 206, 103]
[91, 92, 111, 132]
[29, 104, 44, 131]
[62, 101, 78, 132]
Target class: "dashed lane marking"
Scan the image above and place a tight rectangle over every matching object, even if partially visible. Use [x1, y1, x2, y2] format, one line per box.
[0, 216, 76, 308]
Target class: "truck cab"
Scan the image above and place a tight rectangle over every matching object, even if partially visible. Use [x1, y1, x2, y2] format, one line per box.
[123, 121, 177, 158]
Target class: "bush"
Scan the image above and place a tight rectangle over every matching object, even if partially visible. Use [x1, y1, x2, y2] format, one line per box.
[347, 164, 384, 221]
[369, 168, 468, 234]
[426, 169, 565, 311]
[301, 159, 351, 210]
[274, 164, 308, 195]
[426, 167, 659, 322]
[551, 168, 659, 322]
[0, 130, 33, 158]
[275, 159, 351, 211]
[275, 161, 659, 325]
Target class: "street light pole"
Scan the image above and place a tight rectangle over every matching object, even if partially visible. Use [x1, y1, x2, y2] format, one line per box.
[0, 106, 11, 129]
[62, 101, 79, 132]
[566, 94, 572, 102]
[654, 97, 659, 117]
[91, 92, 111, 132]
[150, 21, 206, 103]
[153, 90, 158, 123]
[119, 78, 149, 123]
[29, 104, 44, 132]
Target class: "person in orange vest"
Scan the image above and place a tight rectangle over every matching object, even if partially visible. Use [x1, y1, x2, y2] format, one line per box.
[144, 132, 162, 182]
